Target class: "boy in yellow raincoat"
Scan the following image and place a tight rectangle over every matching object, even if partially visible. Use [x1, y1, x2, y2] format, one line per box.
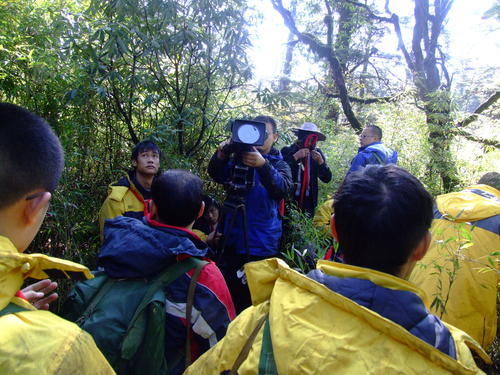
[410, 172, 499, 348]
[0, 103, 114, 374]
[185, 165, 490, 375]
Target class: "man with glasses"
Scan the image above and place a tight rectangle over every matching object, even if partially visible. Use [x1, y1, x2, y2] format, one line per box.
[347, 125, 397, 175]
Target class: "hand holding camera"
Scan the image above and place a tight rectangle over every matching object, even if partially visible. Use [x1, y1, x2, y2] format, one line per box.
[241, 147, 266, 168]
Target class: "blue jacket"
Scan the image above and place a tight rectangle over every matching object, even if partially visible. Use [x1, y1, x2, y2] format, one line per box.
[308, 268, 457, 358]
[98, 216, 235, 375]
[347, 141, 398, 174]
[208, 148, 292, 257]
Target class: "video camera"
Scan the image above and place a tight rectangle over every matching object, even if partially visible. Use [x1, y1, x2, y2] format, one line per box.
[222, 119, 267, 155]
[222, 119, 267, 200]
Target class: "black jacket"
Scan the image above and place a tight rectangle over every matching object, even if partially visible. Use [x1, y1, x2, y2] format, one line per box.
[281, 143, 332, 216]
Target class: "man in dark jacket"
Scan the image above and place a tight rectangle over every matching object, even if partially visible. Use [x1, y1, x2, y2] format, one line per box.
[281, 122, 332, 217]
[208, 115, 292, 312]
[347, 125, 397, 175]
[99, 169, 235, 375]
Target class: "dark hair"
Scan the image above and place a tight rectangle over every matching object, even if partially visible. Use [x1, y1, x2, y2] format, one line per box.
[131, 140, 162, 161]
[253, 115, 277, 134]
[0, 103, 64, 209]
[151, 169, 203, 227]
[202, 194, 220, 211]
[333, 165, 433, 275]
[366, 125, 382, 140]
[478, 172, 500, 190]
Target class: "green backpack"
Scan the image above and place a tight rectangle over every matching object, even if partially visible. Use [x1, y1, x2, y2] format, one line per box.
[62, 257, 207, 375]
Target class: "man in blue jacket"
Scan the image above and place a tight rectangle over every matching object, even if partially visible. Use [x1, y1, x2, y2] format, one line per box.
[208, 115, 292, 312]
[347, 125, 397, 174]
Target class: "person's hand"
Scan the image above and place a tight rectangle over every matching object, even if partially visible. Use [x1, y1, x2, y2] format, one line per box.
[311, 150, 324, 165]
[216, 139, 231, 160]
[241, 148, 266, 168]
[207, 231, 222, 248]
[21, 279, 58, 310]
[293, 148, 310, 161]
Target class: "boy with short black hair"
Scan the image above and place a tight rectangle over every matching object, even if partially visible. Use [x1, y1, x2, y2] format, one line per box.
[0, 102, 114, 374]
[98, 140, 162, 239]
[98, 169, 235, 375]
[185, 165, 489, 374]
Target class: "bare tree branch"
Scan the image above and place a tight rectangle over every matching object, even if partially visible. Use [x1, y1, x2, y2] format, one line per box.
[457, 91, 500, 128]
[345, 0, 393, 22]
[270, 0, 363, 131]
[451, 129, 499, 148]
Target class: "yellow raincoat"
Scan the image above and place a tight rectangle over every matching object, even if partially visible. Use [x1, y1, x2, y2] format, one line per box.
[185, 258, 490, 374]
[98, 174, 146, 240]
[312, 198, 334, 237]
[0, 235, 115, 374]
[410, 184, 499, 348]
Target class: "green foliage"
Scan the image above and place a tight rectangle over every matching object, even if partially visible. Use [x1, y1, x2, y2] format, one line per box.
[280, 206, 333, 274]
[419, 215, 497, 320]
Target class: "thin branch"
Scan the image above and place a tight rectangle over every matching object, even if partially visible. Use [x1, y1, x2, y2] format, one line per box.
[450, 129, 499, 148]
[344, 0, 393, 22]
[323, 92, 397, 104]
[390, 14, 415, 71]
[457, 91, 500, 128]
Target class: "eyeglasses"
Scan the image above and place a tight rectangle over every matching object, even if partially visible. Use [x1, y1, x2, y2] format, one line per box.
[360, 135, 374, 139]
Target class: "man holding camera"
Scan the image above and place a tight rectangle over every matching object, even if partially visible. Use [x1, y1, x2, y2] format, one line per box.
[208, 115, 292, 313]
[281, 122, 332, 217]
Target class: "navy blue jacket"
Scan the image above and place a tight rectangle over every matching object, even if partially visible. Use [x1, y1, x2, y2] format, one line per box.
[308, 269, 457, 358]
[98, 216, 235, 375]
[208, 148, 292, 257]
[347, 141, 398, 174]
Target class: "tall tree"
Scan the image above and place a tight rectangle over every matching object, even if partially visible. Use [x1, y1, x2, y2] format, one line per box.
[77, 0, 251, 156]
[271, 0, 498, 191]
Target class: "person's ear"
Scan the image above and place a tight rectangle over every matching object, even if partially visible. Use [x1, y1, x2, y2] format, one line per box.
[411, 231, 431, 261]
[272, 132, 279, 143]
[23, 192, 51, 226]
[329, 214, 338, 241]
[197, 201, 205, 220]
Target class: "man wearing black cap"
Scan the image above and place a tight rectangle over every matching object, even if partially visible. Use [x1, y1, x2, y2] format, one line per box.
[281, 122, 332, 217]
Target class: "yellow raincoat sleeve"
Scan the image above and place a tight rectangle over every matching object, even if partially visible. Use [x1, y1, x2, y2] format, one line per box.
[98, 185, 128, 241]
[192, 229, 208, 241]
[312, 198, 334, 237]
[0, 236, 115, 374]
[0, 310, 115, 375]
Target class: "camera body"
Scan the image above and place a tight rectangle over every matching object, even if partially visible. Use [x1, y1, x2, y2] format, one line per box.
[223, 119, 267, 198]
[222, 119, 267, 155]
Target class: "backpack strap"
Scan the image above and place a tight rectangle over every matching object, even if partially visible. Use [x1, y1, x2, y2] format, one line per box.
[258, 318, 278, 375]
[77, 275, 117, 326]
[121, 257, 207, 363]
[0, 303, 29, 317]
[229, 314, 268, 375]
[185, 258, 208, 368]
